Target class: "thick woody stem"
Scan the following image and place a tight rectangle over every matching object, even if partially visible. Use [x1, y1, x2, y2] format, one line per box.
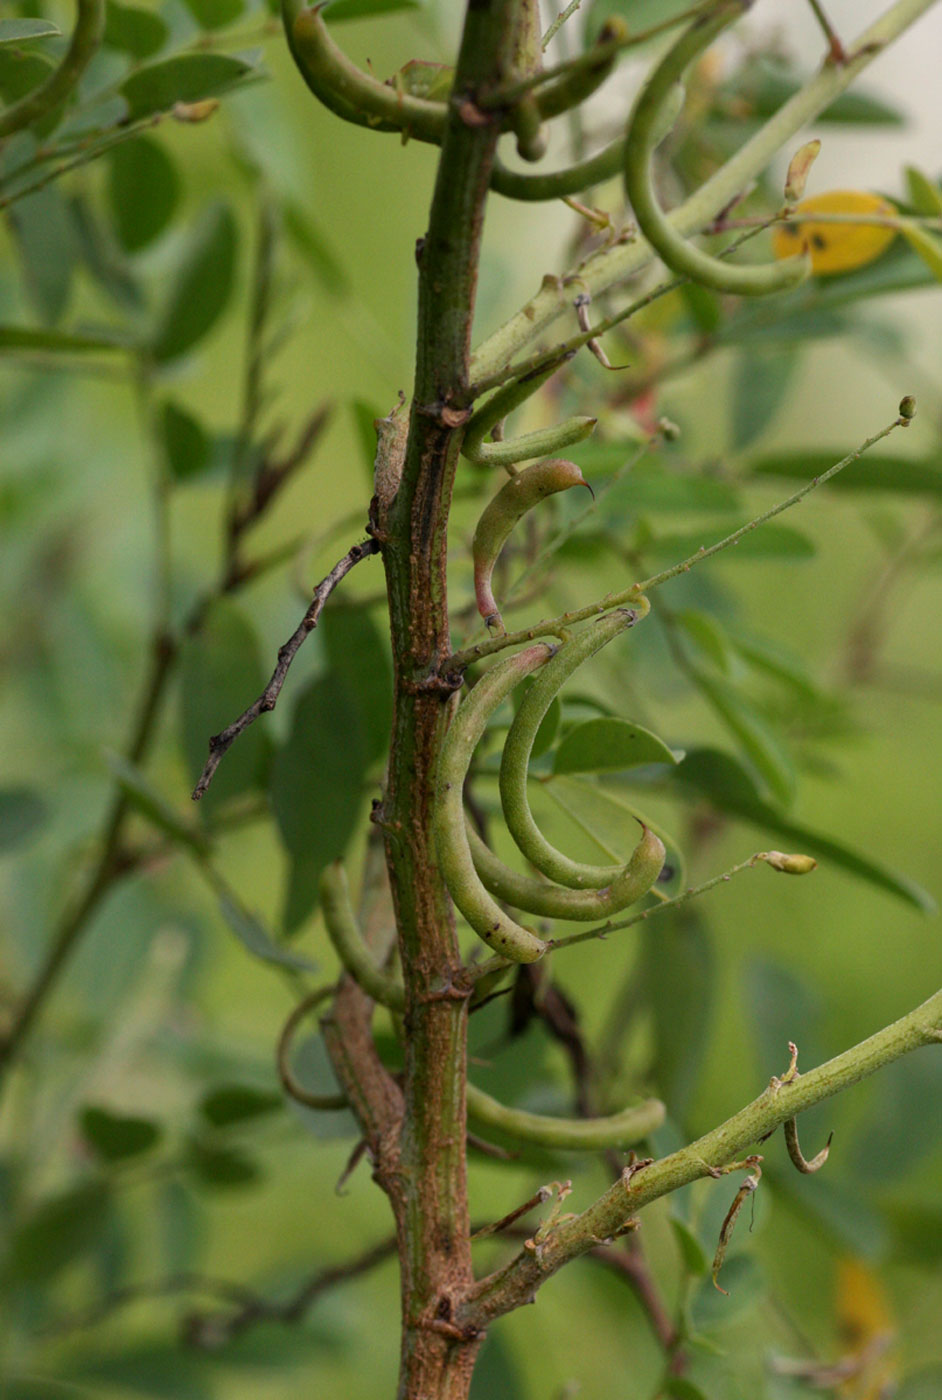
[375, 6, 530, 1396]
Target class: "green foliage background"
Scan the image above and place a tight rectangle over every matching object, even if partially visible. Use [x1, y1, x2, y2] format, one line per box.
[1, 1, 942, 1396]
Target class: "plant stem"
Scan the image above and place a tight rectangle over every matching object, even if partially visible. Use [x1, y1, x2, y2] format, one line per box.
[369, 5, 528, 1396]
[0, 0, 105, 138]
[460, 986, 942, 1326]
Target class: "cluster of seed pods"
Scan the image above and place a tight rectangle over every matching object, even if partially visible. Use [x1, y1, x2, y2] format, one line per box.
[434, 463, 666, 963]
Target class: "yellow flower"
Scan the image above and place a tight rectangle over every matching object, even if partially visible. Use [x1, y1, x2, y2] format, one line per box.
[773, 190, 898, 275]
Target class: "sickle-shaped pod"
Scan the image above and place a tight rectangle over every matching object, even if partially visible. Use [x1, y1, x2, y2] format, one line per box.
[623, 1, 810, 296]
[490, 77, 686, 202]
[314, 861, 665, 1146]
[461, 355, 596, 471]
[500, 608, 648, 888]
[284, 5, 624, 154]
[467, 818, 664, 920]
[433, 645, 554, 962]
[285, 1, 448, 143]
[466, 1081, 663, 1149]
[472, 458, 592, 632]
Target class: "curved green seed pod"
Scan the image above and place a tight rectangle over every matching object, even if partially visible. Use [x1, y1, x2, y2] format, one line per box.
[510, 93, 547, 162]
[0, 0, 105, 138]
[466, 1082, 664, 1150]
[320, 862, 405, 1011]
[623, 2, 810, 296]
[433, 646, 554, 963]
[465, 417, 597, 472]
[535, 18, 627, 122]
[473, 458, 591, 632]
[491, 136, 626, 202]
[285, 1, 447, 144]
[467, 819, 665, 920]
[500, 608, 649, 888]
[462, 355, 596, 470]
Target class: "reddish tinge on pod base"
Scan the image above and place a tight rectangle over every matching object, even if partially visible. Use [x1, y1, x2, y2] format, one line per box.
[472, 457, 590, 632]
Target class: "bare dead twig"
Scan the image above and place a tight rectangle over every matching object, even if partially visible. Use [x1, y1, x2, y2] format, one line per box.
[40, 1243, 400, 1348]
[191, 537, 380, 800]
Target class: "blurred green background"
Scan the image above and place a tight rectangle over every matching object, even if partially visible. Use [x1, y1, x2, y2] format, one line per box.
[2, 1, 942, 1397]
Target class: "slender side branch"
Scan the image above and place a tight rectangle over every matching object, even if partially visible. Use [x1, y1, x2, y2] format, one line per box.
[636, 411, 911, 590]
[459, 987, 942, 1327]
[191, 537, 379, 799]
[466, 848, 810, 985]
[183, 1238, 400, 1348]
[0, 0, 105, 138]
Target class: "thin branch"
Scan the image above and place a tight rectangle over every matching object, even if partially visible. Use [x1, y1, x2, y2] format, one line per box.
[459, 986, 942, 1328]
[41, 1241, 399, 1347]
[635, 411, 909, 592]
[471, 1185, 554, 1239]
[276, 985, 348, 1111]
[184, 1237, 399, 1348]
[191, 538, 379, 800]
[541, 1, 584, 51]
[466, 847, 813, 985]
[805, 0, 849, 64]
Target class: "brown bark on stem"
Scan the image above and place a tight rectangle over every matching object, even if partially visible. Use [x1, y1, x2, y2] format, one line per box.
[340, 4, 527, 1396]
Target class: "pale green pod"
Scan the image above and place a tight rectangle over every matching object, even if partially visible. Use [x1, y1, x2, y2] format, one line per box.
[511, 94, 547, 162]
[464, 416, 597, 470]
[467, 819, 664, 920]
[466, 1082, 664, 1150]
[319, 862, 405, 1010]
[462, 355, 596, 470]
[491, 137, 626, 202]
[500, 609, 646, 888]
[535, 17, 627, 122]
[473, 458, 591, 631]
[433, 646, 554, 962]
[623, 3, 810, 296]
[285, 2, 447, 144]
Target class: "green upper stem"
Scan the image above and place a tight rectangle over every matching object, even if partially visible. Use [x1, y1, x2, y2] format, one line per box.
[0, 0, 105, 138]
